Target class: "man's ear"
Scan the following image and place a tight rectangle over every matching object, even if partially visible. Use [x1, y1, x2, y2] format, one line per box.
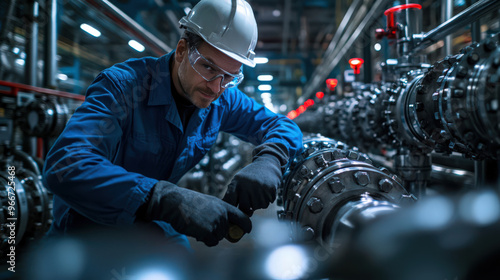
[175, 39, 187, 63]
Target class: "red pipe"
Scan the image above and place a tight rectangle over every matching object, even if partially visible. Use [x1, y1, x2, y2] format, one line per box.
[0, 80, 85, 101]
[37, 137, 44, 159]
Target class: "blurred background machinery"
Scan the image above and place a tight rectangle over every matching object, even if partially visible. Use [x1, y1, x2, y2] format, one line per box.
[1, 0, 500, 279]
[0, 145, 52, 261]
[276, 1, 500, 277]
[0, 81, 82, 267]
[177, 133, 254, 199]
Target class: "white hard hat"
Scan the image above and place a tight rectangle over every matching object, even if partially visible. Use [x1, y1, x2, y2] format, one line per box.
[179, 0, 258, 67]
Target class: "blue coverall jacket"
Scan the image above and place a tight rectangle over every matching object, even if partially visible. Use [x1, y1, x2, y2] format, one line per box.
[42, 51, 303, 247]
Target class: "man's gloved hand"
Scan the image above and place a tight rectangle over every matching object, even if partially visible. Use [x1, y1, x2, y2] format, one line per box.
[223, 143, 288, 216]
[138, 181, 252, 247]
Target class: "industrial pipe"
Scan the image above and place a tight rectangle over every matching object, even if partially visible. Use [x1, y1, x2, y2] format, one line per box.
[43, 0, 58, 89]
[411, 0, 500, 54]
[277, 135, 416, 247]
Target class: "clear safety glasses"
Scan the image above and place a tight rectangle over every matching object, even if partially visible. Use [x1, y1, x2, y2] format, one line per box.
[188, 46, 244, 88]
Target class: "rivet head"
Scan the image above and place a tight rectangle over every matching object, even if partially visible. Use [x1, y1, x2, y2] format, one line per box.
[415, 102, 424, 111]
[467, 52, 480, 65]
[416, 84, 424, 94]
[277, 210, 285, 220]
[300, 166, 309, 176]
[328, 177, 345, 193]
[307, 197, 323, 213]
[380, 167, 391, 175]
[492, 57, 500, 68]
[303, 147, 315, 157]
[354, 171, 370, 186]
[378, 179, 394, 192]
[348, 151, 359, 160]
[452, 88, 464, 98]
[332, 149, 345, 159]
[314, 156, 326, 167]
[457, 66, 468, 78]
[300, 226, 315, 241]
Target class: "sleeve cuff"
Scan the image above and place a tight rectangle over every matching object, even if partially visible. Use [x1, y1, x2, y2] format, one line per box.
[117, 176, 158, 225]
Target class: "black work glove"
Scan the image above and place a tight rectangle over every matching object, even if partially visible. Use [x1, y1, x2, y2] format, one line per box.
[223, 142, 289, 216]
[137, 181, 252, 247]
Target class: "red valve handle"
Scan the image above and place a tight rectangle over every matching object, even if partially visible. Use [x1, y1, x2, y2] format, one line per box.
[376, 3, 422, 40]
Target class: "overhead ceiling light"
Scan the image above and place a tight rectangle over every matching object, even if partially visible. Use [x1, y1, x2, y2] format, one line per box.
[386, 58, 398, 65]
[80, 23, 101, 37]
[57, 73, 68, 81]
[258, 85, 272, 91]
[257, 75, 273, 81]
[272, 9, 281, 17]
[129, 40, 145, 52]
[255, 57, 269, 64]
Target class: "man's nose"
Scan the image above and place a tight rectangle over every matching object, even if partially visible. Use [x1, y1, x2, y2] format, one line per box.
[207, 76, 223, 93]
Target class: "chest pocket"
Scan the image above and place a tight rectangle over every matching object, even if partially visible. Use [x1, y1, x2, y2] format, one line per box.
[193, 128, 219, 160]
[195, 130, 218, 150]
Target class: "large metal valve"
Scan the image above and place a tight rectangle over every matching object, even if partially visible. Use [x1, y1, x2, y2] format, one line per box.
[16, 97, 69, 138]
[382, 33, 500, 159]
[295, 33, 500, 162]
[422, 35, 500, 159]
[277, 135, 415, 248]
[0, 148, 52, 262]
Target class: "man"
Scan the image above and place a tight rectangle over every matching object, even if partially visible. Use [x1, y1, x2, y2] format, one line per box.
[42, 0, 302, 249]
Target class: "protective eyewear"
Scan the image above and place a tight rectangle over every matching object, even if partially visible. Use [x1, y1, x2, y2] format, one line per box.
[188, 47, 244, 88]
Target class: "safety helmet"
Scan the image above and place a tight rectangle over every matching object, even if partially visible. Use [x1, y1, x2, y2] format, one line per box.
[179, 0, 258, 67]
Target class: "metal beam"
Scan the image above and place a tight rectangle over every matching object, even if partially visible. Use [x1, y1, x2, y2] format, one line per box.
[25, 0, 39, 86]
[412, 0, 500, 54]
[470, 0, 482, 43]
[82, 0, 173, 56]
[442, 0, 453, 57]
[321, 0, 364, 65]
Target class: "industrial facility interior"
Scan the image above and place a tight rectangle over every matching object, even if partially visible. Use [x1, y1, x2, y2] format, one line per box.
[1, 0, 500, 279]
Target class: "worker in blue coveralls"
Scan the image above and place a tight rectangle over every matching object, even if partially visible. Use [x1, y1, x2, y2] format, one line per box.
[42, 0, 302, 249]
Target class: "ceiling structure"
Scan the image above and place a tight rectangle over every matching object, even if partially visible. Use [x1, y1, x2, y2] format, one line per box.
[2, 0, 487, 112]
